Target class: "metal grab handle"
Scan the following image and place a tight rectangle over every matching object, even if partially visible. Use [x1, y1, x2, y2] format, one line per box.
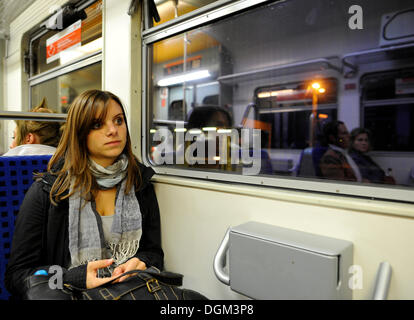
[372, 262, 392, 300]
[213, 228, 231, 285]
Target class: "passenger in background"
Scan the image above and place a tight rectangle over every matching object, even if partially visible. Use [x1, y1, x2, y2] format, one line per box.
[186, 105, 233, 129]
[184, 105, 234, 169]
[319, 120, 361, 182]
[349, 127, 396, 185]
[3, 98, 61, 156]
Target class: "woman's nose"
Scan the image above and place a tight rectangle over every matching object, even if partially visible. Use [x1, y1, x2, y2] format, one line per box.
[9, 139, 16, 149]
[105, 122, 118, 135]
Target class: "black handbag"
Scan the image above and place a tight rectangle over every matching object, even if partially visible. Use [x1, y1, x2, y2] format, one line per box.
[24, 267, 208, 300]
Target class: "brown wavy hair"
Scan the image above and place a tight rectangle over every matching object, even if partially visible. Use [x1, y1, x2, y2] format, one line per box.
[48, 90, 141, 205]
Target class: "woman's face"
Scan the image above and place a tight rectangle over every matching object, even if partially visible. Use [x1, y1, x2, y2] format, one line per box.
[353, 133, 369, 153]
[86, 99, 127, 167]
[9, 127, 18, 149]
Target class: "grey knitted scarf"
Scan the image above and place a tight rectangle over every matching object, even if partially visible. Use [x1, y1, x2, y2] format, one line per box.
[68, 155, 142, 274]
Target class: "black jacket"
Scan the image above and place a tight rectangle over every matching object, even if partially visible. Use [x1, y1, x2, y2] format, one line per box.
[5, 161, 163, 298]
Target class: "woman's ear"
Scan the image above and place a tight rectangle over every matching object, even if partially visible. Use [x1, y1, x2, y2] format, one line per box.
[24, 133, 37, 144]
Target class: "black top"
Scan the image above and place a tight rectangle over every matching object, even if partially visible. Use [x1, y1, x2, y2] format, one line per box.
[5, 160, 164, 298]
[349, 150, 386, 184]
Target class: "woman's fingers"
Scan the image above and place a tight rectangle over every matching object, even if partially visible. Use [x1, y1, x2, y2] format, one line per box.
[86, 259, 114, 289]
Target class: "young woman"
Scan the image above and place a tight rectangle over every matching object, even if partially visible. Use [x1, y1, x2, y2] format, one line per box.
[5, 90, 163, 298]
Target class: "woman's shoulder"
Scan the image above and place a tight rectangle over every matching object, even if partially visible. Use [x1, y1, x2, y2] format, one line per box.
[134, 160, 156, 191]
[36, 157, 64, 191]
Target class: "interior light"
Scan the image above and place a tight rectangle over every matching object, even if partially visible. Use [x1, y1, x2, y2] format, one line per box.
[202, 127, 217, 132]
[318, 88, 326, 93]
[259, 89, 295, 98]
[258, 92, 271, 98]
[174, 128, 187, 132]
[271, 89, 294, 96]
[188, 129, 202, 134]
[311, 82, 321, 90]
[217, 129, 233, 134]
[318, 113, 328, 119]
[157, 70, 211, 87]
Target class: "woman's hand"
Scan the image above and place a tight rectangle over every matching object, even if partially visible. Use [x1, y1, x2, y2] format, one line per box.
[86, 259, 115, 289]
[112, 257, 146, 283]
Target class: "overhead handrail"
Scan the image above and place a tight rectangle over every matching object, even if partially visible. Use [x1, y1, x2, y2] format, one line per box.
[0, 111, 67, 122]
[217, 58, 342, 84]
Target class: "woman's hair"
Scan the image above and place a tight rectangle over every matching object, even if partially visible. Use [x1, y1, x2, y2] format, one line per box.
[14, 98, 61, 147]
[349, 127, 372, 152]
[48, 90, 141, 205]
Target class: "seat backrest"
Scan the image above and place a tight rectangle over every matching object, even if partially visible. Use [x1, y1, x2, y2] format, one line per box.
[296, 146, 328, 178]
[0, 155, 52, 300]
[311, 146, 328, 177]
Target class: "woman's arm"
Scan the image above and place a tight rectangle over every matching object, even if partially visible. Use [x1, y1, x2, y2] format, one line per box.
[135, 182, 164, 270]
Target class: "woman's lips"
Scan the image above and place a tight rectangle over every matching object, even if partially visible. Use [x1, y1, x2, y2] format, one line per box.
[105, 140, 121, 146]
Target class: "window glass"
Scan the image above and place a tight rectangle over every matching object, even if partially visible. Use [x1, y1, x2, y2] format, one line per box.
[362, 69, 414, 152]
[31, 0, 102, 76]
[146, 0, 414, 192]
[31, 62, 101, 113]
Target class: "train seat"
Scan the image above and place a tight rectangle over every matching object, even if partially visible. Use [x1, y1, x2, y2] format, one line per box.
[296, 146, 328, 178]
[0, 155, 51, 300]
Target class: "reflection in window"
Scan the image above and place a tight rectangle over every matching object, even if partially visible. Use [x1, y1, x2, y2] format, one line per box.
[362, 69, 414, 152]
[146, 0, 414, 191]
[31, 62, 101, 113]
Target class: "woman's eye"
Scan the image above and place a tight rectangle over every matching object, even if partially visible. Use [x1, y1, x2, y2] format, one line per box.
[92, 122, 102, 129]
[115, 117, 124, 125]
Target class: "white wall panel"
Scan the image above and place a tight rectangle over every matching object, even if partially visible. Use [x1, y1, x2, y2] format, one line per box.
[155, 178, 414, 300]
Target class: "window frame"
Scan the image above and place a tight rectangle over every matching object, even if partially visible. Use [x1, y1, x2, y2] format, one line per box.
[141, 0, 414, 203]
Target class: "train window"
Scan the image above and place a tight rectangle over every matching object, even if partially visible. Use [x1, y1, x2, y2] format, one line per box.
[254, 78, 338, 150]
[27, 0, 102, 111]
[143, 0, 414, 202]
[30, 62, 101, 113]
[361, 69, 414, 152]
